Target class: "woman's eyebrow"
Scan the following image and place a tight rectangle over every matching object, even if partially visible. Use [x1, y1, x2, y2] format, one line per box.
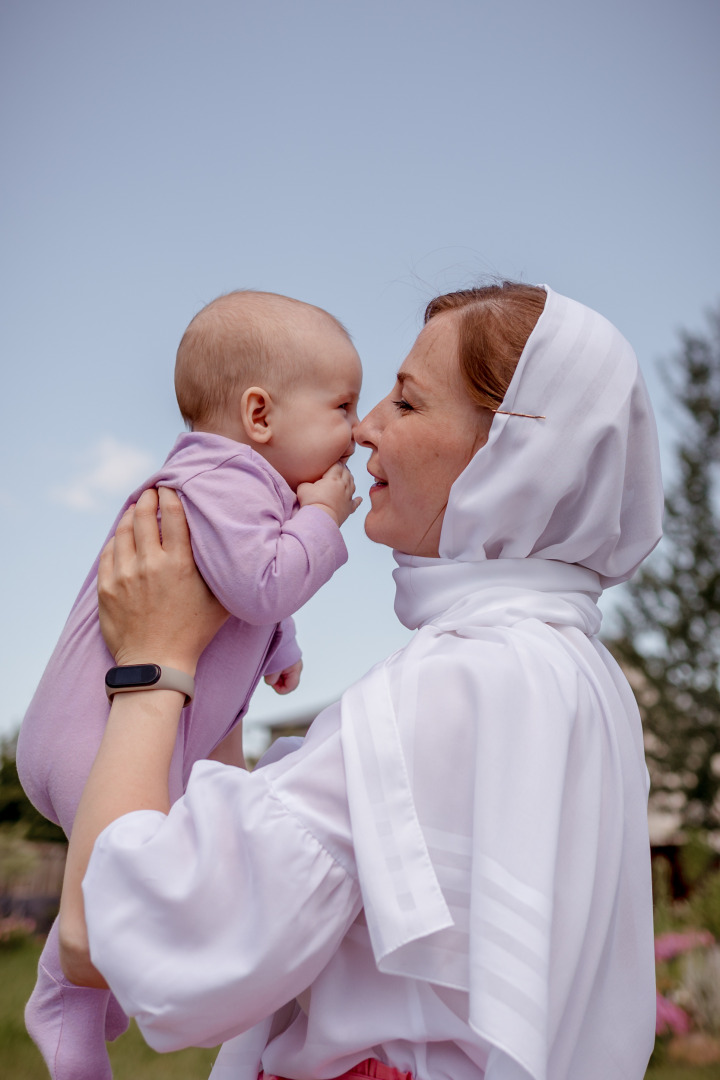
[396, 371, 423, 389]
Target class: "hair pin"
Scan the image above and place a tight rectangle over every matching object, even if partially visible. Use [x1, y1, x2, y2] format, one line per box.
[492, 409, 546, 419]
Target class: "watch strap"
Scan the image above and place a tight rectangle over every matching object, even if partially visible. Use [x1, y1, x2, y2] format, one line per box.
[105, 665, 195, 706]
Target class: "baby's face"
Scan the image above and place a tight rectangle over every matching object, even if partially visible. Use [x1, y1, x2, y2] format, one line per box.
[269, 326, 363, 491]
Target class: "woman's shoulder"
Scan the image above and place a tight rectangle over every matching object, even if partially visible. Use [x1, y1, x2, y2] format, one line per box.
[391, 619, 583, 682]
[378, 622, 588, 748]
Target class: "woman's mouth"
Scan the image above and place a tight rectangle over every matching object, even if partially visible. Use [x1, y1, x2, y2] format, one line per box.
[367, 459, 388, 494]
[369, 472, 388, 494]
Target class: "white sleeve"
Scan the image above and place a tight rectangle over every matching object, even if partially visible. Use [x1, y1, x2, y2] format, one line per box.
[82, 705, 360, 1053]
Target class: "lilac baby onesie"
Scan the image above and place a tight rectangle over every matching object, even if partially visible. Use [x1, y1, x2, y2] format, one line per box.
[18, 431, 348, 1080]
[18, 430, 347, 829]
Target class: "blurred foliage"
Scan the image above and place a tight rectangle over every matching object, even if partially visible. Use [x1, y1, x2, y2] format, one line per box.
[652, 833, 720, 1067]
[653, 836, 720, 939]
[690, 870, 720, 942]
[610, 304, 720, 832]
[0, 827, 40, 893]
[654, 856, 682, 934]
[0, 736, 65, 844]
[0, 914, 36, 949]
[681, 832, 719, 890]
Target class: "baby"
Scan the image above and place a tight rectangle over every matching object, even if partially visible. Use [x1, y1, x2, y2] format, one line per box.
[17, 290, 363, 1080]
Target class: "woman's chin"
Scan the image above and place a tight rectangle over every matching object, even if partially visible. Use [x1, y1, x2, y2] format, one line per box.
[363, 509, 392, 548]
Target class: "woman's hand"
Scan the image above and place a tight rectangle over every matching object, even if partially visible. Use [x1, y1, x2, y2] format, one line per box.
[98, 487, 228, 675]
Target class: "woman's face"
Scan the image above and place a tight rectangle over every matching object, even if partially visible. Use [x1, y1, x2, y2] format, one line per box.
[355, 313, 492, 557]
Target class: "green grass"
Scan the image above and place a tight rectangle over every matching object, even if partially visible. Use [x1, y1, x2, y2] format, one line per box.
[0, 936, 217, 1078]
[2, 936, 720, 1079]
[648, 1070, 720, 1080]
[107, 1026, 217, 1079]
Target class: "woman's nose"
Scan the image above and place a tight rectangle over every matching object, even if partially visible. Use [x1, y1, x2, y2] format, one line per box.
[354, 400, 383, 449]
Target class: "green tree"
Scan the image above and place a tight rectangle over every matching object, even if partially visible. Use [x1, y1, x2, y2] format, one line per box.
[0, 736, 65, 843]
[610, 304, 720, 832]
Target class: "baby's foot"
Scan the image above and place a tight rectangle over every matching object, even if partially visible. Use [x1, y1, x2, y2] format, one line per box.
[105, 992, 129, 1041]
[25, 961, 115, 1080]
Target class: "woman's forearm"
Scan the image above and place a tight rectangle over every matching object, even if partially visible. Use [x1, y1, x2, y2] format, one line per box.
[59, 688, 185, 987]
[60, 486, 228, 985]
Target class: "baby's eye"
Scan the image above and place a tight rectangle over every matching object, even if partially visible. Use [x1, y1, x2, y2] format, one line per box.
[338, 402, 349, 411]
[392, 398, 414, 413]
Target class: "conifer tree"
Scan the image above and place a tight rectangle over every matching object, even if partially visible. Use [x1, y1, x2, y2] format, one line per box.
[610, 304, 720, 832]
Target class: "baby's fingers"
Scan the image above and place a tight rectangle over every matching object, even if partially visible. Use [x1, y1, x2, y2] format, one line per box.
[320, 461, 346, 480]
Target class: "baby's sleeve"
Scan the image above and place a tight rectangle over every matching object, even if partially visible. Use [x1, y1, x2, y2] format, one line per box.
[178, 455, 348, 624]
[263, 617, 301, 676]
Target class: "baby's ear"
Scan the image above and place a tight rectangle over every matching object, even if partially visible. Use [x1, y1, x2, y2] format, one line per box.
[240, 386, 273, 444]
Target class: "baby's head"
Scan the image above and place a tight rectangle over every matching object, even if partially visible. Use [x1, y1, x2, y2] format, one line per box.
[175, 291, 362, 490]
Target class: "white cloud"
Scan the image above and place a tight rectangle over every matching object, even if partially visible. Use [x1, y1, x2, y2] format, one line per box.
[51, 437, 155, 511]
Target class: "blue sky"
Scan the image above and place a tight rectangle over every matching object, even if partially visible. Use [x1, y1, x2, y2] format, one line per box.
[1, 0, 718, 747]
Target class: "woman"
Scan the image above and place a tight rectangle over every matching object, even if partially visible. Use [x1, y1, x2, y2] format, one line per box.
[61, 282, 663, 1080]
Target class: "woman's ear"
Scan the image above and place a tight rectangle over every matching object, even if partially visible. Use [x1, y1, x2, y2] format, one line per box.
[240, 386, 274, 445]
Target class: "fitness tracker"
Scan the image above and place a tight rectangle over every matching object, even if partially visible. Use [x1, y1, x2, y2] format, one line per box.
[105, 665, 195, 706]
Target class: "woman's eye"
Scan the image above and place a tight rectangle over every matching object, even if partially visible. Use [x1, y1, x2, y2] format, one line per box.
[392, 398, 414, 413]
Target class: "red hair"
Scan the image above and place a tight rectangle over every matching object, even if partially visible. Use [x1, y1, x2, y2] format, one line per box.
[424, 282, 546, 412]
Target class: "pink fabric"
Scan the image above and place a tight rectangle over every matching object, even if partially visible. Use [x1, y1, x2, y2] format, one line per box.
[17, 430, 347, 1080]
[262, 1058, 414, 1080]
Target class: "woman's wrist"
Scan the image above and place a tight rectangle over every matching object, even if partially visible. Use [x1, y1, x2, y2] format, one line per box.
[111, 651, 198, 678]
[107, 688, 186, 724]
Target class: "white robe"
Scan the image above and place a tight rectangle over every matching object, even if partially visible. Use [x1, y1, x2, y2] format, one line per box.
[83, 604, 656, 1080]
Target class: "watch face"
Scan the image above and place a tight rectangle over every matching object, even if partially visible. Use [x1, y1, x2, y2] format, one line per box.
[106, 664, 162, 690]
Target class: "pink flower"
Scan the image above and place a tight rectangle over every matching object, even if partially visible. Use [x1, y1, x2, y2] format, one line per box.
[0, 914, 36, 945]
[654, 930, 714, 962]
[656, 991, 692, 1036]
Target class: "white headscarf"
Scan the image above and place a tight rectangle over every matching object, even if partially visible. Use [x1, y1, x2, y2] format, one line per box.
[340, 287, 663, 1080]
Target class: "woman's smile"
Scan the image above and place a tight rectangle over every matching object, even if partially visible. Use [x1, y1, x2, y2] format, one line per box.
[367, 463, 388, 494]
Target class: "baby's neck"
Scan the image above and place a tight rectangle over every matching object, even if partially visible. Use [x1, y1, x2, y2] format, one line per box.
[192, 417, 251, 446]
[191, 419, 288, 484]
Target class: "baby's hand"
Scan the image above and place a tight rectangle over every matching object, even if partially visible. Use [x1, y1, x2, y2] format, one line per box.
[264, 659, 303, 695]
[297, 463, 362, 527]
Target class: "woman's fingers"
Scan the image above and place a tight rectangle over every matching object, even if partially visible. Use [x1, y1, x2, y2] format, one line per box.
[132, 488, 161, 561]
[98, 486, 229, 672]
[97, 536, 116, 595]
[112, 503, 139, 570]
